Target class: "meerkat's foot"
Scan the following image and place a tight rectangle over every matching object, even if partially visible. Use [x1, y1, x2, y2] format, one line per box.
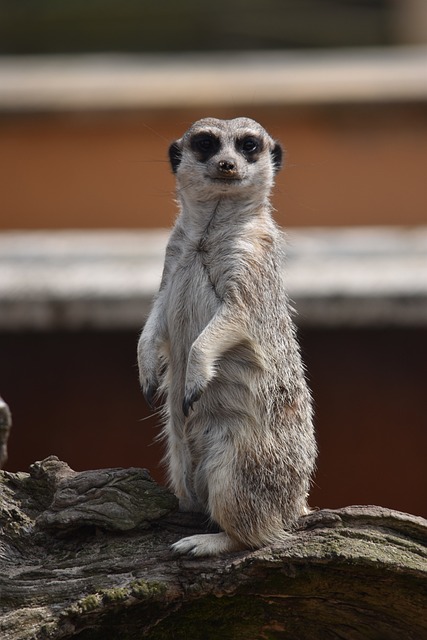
[171, 532, 243, 557]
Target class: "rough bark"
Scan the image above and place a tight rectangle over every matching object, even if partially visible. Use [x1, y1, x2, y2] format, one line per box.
[0, 456, 426, 640]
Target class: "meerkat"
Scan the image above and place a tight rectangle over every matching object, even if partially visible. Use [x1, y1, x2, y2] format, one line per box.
[137, 117, 316, 557]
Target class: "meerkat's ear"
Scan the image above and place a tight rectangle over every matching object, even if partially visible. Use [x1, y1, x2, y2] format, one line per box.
[168, 141, 182, 174]
[271, 142, 283, 174]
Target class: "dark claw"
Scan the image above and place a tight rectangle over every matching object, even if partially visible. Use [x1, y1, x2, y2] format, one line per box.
[182, 396, 193, 418]
[143, 383, 157, 410]
[182, 388, 203, 417]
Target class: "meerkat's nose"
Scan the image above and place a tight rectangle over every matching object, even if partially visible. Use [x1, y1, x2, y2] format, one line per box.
[218, 159, 237, 174]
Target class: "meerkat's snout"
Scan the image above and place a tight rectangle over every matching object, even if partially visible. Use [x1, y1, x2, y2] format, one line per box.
[217, 159, 238, 178]
[209, 150, 245, 183]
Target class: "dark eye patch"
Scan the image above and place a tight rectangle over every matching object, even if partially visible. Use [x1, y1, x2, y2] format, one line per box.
[237, 136, 263, 162]
[190, 132, 220, 162]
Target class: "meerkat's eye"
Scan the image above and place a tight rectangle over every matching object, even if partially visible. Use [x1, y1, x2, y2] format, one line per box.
[190, 133, 220, 160]
[241, 137, 259, 153]
[197, 137, 214, 151]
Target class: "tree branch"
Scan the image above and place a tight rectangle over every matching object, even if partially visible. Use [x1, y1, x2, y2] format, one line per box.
[1, 455, 426, 640]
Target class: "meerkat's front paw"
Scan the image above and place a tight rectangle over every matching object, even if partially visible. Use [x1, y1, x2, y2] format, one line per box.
[171, 532, 243, 557]
[182, 385, 204, 417]
[138, 361, 159, 408]
[141, 378, 158, 409]
[183, 348, 214, 416]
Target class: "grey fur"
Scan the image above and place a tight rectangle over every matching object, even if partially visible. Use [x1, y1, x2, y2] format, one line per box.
[137, 117, 316, 557]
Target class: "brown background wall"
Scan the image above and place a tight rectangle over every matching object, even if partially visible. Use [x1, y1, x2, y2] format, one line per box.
[1, 104, 426, 230]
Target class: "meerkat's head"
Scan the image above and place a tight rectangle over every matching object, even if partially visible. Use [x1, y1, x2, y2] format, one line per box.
[168, 117, 283, 204]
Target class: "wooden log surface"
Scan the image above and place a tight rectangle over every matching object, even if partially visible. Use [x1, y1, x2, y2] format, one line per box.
[1, 455, 426, 640]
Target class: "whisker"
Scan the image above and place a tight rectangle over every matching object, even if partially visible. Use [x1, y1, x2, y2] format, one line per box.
[138, 408, 164, 422]
[141, 122, 171, 144]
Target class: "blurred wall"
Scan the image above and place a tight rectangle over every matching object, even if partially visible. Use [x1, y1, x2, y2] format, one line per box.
[1, 104, 426, 230]
[0, 0, 405, 54]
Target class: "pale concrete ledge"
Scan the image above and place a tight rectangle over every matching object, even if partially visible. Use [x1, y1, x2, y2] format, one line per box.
[0, 47, 427, 112]
[0, 227, 426, 330]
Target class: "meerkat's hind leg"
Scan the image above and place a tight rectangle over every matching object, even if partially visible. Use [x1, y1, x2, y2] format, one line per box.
[171, 532, 243, 557]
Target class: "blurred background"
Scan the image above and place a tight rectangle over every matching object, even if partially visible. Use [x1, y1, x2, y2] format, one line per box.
[0, 0, 426, 517]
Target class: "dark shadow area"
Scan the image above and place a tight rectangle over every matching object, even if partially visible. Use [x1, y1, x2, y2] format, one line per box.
[1, 327, 426, 517]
